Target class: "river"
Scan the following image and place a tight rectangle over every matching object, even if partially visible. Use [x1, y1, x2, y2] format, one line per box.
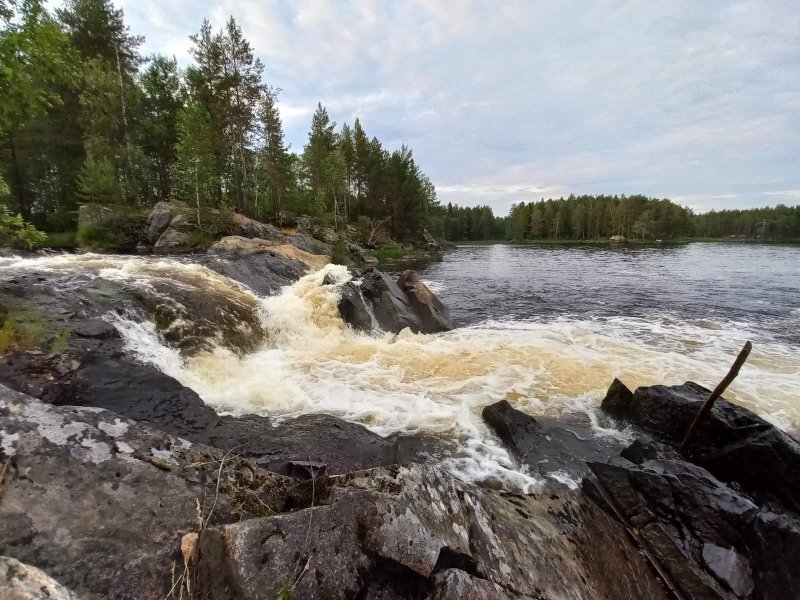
[3, 242, 799, 490]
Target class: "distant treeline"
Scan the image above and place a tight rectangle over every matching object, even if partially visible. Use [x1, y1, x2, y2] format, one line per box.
[435, 195, 800, 242]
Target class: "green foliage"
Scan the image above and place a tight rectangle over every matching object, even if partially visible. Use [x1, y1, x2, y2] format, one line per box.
[276, 587, 292, 600]
[330, 236, 349, 265]
[77, 207, 146, 250]
[0, 307, 46, 353]
[34, 230, 77, 249]
[0, 204, 47, 248]
[77, 153, 122, 204]
[370, 244, 409, 262]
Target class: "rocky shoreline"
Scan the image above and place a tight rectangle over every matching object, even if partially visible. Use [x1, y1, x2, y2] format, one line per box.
[1, 211, 799, 599]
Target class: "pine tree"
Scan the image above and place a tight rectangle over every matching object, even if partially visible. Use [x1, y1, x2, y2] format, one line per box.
[140, 55, 183, 201]
[303, 103, 337, 215]
[258, 87, 291, 221]
[172, 98, 217, 217]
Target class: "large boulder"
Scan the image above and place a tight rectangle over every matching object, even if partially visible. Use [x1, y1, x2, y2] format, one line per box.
[482, 400, 624, 487]
[231, 212, 285, 241]
[0, 384, 292, 600]
[153, 227, 191, 254]
[207, 236, 330, 271]
[191, 463, 670, 600]
[601, 379, 800, 512]
[397, 270, 455, 333]
[145, 200, 185, 244]
[338, 268, 455, 335]
[585, 439, 800, 600]
[361, 267, 422, 332]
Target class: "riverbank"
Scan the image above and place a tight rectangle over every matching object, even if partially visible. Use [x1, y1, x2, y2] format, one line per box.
[454, 237, 800, 245]
[1, 240, 799, 598]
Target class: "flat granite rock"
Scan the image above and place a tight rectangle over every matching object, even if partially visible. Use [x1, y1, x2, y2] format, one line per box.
[0, 384, 292, 600]
[193, 463, 670, 600]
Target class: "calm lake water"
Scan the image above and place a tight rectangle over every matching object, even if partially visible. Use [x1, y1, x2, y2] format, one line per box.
[414, 243, 800, 345]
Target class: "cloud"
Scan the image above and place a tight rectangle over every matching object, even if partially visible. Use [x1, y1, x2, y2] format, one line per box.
[104, 0, 799, 215]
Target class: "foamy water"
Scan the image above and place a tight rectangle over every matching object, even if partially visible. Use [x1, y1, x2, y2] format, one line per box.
[3, 250, 800, 490]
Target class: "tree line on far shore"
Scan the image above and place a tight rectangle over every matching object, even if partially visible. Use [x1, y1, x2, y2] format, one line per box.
[0, 0, 437, 241]
[2, 2, 798, 249]
[437, 196, 800, 242]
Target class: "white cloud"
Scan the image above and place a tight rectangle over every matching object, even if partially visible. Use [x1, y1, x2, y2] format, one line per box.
[93, 0, 800, 215]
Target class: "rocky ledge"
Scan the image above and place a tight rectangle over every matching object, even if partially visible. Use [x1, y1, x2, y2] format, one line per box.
[1, 240, 799, 597]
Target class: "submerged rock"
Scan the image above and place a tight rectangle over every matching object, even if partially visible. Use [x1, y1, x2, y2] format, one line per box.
[601, 378, 800, 512]
[482, 400, 624, 487]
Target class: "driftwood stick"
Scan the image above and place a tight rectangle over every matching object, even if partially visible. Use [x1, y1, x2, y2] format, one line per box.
[679, 341, 752, 454]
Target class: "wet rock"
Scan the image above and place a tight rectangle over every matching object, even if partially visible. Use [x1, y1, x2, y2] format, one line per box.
[0, 384, 292, 600]
[431, 569, 527, 599]
[207, 235, 280, 254]
[194, 463, 669, 600]
[397, 270, 455, 333]
[609, 235, 627, 243]
[207, 236, 329, 270]
[585, 440, 800, 600]
[153, 227, 191, 254]
[0, 556, 81, 600]
[601, 379, 800, 512]
[285, 232, 332, 255]
[71, 319, 119, 340]
[337, 280, 376, 332]
[360, 267, 422, 332]
[341, 268, 455, 335]
[197, 252, 307, 296]
[482, 400, 624, 487]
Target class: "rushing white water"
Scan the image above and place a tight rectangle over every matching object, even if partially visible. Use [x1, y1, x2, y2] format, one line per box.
[4, 251, 800, 490]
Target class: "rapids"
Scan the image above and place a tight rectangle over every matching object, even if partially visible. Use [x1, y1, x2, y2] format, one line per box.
[2, 244, 799, 489]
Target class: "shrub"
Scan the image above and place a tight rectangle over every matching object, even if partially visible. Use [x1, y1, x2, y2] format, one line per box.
[0, 205, 47, 249]
[77, 207, 147, 252]
[370, 244, 409, 262]
[35, 231, 77, 249]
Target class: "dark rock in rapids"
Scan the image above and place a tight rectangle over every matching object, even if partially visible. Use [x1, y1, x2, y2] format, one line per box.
[397, 269, 455, 333]
[482, 399, 624, 487]
[0, 384, 293, 600]
[584, 437, 800, 600]
[337, 267, 455, 334]
[601, 378, 800, 512]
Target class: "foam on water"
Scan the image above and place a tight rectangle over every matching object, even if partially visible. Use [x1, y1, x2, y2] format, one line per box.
[5, 253, 800, 489]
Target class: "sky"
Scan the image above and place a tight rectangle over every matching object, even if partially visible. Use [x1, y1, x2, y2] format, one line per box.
[109, 1, 799, 215]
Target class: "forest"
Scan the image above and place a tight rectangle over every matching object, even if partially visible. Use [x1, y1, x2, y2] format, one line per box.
[0, 0, 439, 242]
[437, 196, 800, 243]
[1, 1, 798, 248]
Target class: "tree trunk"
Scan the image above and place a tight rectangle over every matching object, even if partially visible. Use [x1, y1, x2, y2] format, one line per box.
[7, 131, 30, 219]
